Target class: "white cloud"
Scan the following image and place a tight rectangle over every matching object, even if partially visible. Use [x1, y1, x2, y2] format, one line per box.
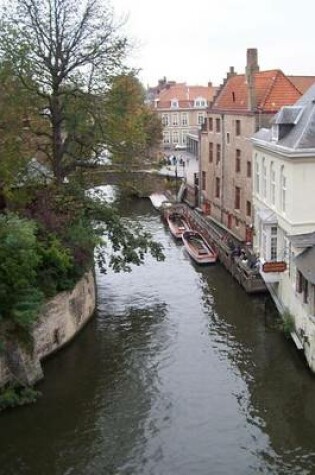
[112, 0, 314, 86]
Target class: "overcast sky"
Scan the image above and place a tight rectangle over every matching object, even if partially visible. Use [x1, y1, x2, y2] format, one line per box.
[113, 0, 315, 88]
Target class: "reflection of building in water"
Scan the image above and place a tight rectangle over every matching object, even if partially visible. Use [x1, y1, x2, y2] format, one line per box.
[252, 83, 315, 372]
[200, 267, 315, 473]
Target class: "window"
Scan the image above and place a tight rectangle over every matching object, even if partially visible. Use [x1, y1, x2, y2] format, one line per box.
[209, 117, 213, 131]
[270, 226, 277, 261]
[162, 114, 169, 126]
[235, 149, 241, 173]
[270, 162, 276, 205]
[246, 200, 252, 217]
[271, 125, 278, 142]
[195, 97, 206, 107]
[262, 158, 267, 199]
[261, 225, 279, 261]
[235, 186, 241, 210]
[198, 113, 205, 125]
[209, 142, 213, 162]
[163, 131, 170, 144]
[296, 271, 309, 304]
[216, 118, 221, 133]
[247, 160, 252, 178]
[216, 144, 221, 164]
[255, 155, 260, 194]
[304, 279, 309, 304]
[280, 165, 287, 213]
[202, 171, 206, 190]
[172, 131, 179, 144]
[236, 120, 241, 136]
[215, 177, 220, 198]
[172, 114, 178, 126]
[181, 113, 188, 126]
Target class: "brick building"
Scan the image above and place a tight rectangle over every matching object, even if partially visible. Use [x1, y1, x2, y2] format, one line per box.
[199, 48, 315, 243]
[150, 81, 216, 151]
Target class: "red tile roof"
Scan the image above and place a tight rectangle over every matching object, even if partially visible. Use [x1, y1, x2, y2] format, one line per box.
[287, 76, 315, 94]
[213, 70, 302, 113]
[157, 84, 215, 109]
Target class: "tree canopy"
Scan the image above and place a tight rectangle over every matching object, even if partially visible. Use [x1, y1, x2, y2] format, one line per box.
[0, 0, 130, 183]
[0, 0, 165, 335]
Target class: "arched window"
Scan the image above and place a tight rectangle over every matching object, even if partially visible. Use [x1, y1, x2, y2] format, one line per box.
[194, 97, 206, 107]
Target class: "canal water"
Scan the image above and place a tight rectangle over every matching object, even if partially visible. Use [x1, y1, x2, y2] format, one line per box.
[1, 192, 315, 475]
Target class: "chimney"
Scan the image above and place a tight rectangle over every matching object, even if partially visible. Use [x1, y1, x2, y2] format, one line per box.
[226, 66, 236, 80]
[245, 48, 259, 111]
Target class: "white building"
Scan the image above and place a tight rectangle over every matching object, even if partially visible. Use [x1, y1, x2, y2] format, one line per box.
[251, 83, 315, 371]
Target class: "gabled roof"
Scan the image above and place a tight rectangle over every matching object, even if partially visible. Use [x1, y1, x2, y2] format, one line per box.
[156, 84, 215, 109]
[213, 70, 301, 113]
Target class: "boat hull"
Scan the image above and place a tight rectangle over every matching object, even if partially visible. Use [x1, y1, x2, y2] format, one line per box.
[182, 230, 217, 264]
[166, 213, 190, 239]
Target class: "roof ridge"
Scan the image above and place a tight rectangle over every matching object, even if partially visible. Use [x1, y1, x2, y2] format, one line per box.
[285, 74, 307, 96]
[259, 70, 283, 108]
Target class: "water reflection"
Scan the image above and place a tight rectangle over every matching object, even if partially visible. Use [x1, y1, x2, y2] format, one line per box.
[199, 264, 315, 474]
[1, 195, 315, 475]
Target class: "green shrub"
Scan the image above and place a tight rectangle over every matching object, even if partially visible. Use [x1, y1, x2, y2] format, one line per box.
[0, 213, 43, 328]
[282, 310, 295, 337]
[0, 384, 40, 411]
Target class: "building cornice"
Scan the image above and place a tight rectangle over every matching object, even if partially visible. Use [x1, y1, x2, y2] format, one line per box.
[251, 138, 315, 160]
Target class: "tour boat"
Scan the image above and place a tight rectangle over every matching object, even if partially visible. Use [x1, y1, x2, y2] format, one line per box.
[182, 230, 217, 264]
[166, 212, 190, 240]
[149, 193, 171, 210]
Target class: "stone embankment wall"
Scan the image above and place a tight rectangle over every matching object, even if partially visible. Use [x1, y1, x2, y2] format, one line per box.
[0, 270, 96, 388]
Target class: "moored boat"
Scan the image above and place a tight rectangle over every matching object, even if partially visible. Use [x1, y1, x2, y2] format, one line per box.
[182, 230, 217, 264]
[149, 193, 171, 211]
[166, 212, 190, 239]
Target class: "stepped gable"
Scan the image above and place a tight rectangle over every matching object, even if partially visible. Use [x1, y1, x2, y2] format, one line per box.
[156, 83, 215, 109]
[212, 69, 302, 113]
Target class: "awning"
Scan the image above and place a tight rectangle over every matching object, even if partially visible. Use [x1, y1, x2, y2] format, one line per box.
[294, 246, 315, 284]
[257, 208, 277, 224]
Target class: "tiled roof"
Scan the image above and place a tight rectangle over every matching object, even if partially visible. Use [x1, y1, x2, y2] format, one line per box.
[213, 70, 302, 113]
[288, 76, 315, 94]
[157, 84, 215, 109]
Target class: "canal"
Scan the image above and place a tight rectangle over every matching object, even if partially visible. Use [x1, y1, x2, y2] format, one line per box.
[1, 192, 315, 475]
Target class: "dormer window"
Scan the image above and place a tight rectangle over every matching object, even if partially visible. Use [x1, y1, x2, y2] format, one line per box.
[271, 106, 304, 141]
[171, 98, 179, 108]
[194, 97, 206, 108]
[271, 125, 279, 142]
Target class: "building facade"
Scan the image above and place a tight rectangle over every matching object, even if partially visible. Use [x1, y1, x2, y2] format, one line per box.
[151, 82, 216, 151]
[252, 84, 315, 371]
[199, 48, 314, 242]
